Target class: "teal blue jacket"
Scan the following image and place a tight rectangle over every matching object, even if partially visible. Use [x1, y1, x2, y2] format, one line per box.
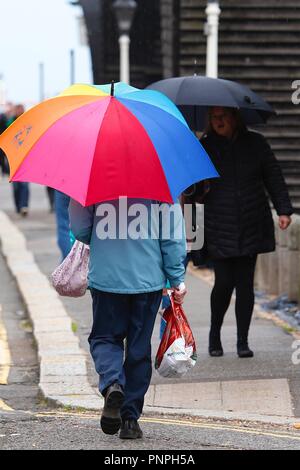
[69, 198, 186, 294]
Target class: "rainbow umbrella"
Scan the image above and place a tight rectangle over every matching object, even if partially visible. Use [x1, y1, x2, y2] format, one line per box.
[0, 82, 218, 206]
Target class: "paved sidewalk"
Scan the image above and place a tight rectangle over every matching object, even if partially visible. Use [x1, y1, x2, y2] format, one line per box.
[0, 179, 300, 424]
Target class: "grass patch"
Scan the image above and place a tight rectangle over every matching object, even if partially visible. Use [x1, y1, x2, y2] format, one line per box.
[19, 319, 33, 333]
[282, 324, 296, 335]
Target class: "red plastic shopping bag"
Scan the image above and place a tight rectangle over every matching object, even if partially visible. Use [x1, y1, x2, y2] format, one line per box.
[155, 294, 197, 378]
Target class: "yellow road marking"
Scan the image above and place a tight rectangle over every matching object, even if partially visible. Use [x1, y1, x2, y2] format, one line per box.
[140, 417, 300, 442]
[35, 411, 300, 442]
[0, 305, 11, 385]
[0, 398, 13, 411]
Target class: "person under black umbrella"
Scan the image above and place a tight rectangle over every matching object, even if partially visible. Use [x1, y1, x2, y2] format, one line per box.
[191, 106, 293, 358]
[147, 75, 276, 131]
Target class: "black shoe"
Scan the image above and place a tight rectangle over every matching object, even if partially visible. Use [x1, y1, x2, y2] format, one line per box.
[209, 348, 223, 357]
[100, 383, 124, 435]
[237, 342, 254, 358]
[119, 419, 143, 439]
[209, 330, 223, 357]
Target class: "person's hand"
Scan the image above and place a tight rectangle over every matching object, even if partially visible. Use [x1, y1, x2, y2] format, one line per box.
[278, 215, 292, 230]
[173, 282, 187, 304]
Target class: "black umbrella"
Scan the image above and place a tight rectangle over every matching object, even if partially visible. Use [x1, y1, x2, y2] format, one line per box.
[147, 75, 276, 131]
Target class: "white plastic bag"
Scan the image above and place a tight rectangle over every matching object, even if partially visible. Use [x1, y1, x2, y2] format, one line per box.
[155, 295, 197, 378]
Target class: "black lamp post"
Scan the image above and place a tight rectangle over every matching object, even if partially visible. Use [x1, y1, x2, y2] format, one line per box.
[112, 0, 137, 84]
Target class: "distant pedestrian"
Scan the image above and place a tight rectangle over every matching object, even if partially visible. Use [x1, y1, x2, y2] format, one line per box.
[0, 112, 8, 176]
[46, 187, 55, 213]
[55, 190, 72, 261]
[190, 107, 293, 358]
[10, 104, 30, 216]
[0, 103, 14, 176]
[69, 198, 187, 439]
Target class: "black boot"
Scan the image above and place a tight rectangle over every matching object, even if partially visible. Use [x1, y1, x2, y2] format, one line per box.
[209, 330, 223, 357]
[101, 383, 124, 435]
[119, 419, 143, 439]
[237, 339, 254, 358]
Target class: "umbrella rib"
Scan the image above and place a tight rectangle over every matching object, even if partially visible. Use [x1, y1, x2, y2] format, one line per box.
[116, 99, 173, 202]
[174, 78, 189, 105]
[82, 98, 113, 206]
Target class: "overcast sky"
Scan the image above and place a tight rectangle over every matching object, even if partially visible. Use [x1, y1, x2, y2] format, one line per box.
[0, 0, 92, 108]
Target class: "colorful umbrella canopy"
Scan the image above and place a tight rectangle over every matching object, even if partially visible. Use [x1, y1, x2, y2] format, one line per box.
[0, 82, 218, 206]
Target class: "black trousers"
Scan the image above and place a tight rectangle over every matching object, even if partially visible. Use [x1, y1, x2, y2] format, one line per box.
[210, 255, 257, 343]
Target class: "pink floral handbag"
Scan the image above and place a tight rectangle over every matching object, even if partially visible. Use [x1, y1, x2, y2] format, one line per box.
[51, 241, 90, 297]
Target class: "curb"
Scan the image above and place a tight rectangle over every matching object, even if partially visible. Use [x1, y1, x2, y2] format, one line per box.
[0, 210, 103, 410]
[142, 406, 296, 426]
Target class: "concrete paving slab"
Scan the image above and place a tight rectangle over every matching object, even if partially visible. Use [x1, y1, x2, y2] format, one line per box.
[146, 378, 294, 417]
[49, 395, 102, 410]
[33, 317, 73, 334]
[39, 375, 90, 385]
[221, 378, 293, 416]
[38, 345, 84, 357]
[36, 332, 80, 346]
[150, 382, 222, 410]
[40, 356, 87, 377]
[40, 381, 97, 397]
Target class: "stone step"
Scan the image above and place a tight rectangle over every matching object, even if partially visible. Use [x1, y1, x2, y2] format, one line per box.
[217, 70, 300, 79]
[280, 169, 300, 178]
[238, 80, 300, 91]
[181, 0, 300, 8]
[221, 0, 300, 7]
[280, 171, 300, 178]
[180, 66, 300, 79]
[263, 130, 300, 138]
[181, 10, 300, 21]
[260, 93, 297, 101]
[262, 120, 300, 127]
[181, 45, 300, 57]
[181, 55, 300, 69]
[180, 20, 300, 32]
[181, 32, 300, 45]
[269, 143, 300, 150]
[274, 154, 300, 162]
[272, 150, 300, 159]
[283, 176, 300, 185]
[273, 106, 300, 114]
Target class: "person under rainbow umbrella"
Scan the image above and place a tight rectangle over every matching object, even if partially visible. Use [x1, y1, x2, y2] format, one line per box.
[0, 82, 218, 205]
[0, 82, 219, 439]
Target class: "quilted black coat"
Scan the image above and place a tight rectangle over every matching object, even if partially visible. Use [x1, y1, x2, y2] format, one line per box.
[199, 130, 293, 260]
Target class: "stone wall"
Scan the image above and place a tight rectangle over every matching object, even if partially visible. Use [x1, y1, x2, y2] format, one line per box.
[255, 213, 300, 302]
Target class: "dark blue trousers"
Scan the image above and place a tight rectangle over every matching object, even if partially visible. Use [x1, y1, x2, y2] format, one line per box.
[54, 191, 71, 261]
[89, 288, 162, 421]
[12, 182, 29, 213]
